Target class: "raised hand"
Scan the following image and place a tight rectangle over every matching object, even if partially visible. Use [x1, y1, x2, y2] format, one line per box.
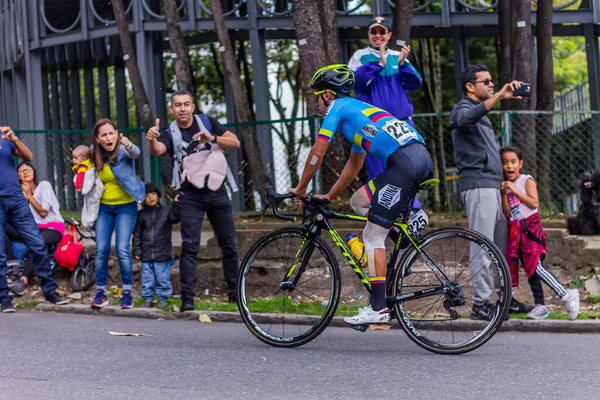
[499, 81, 523, 100]
[120, 133, 132, 149]
[398, 45, 410, 65]
[146, 118, 161, 141]
[0, 126, 16, 142]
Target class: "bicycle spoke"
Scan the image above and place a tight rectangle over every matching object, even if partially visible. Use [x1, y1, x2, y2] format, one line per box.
[239, 228, 339, 347]
[393, 228, 510, 354]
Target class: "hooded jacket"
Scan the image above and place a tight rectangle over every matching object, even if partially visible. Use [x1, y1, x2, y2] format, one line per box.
[132, 202, 180, 262]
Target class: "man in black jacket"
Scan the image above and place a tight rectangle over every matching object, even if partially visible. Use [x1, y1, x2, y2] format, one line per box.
[450, 65, 524, 320]
[133, 183, 180, 308]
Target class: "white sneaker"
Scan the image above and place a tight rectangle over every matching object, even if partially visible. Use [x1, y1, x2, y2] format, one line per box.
[344, 305, 390, 325]
[526, 304, 549, 320]
[562, 289, 580, 320]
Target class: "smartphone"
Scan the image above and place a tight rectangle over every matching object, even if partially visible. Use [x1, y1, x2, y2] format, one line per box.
[513, 83, 532, 97]
[396, 40, 406, 47]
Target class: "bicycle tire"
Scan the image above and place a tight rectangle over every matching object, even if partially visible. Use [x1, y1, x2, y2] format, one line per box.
[70, 252, 96, 292]
[237, 228, 341, 348]
[390, 226, 511, 355]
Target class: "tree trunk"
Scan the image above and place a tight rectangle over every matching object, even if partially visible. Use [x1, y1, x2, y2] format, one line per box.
[209, 0, 269, 201]
[319, 0, 341, 64]
[535, 0, 554, 208]
[292, 0, 346, 193]
[498, 0, 511, 110]
[291, 0, 328, 117]
[509, 0, 536, 174]
[392, 0, 414, 49]
[163, 0, 195, 97]
[110, 0, 154, 128]
[415, 38, 443, 211]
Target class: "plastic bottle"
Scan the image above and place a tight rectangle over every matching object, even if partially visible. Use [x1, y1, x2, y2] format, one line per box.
[346, 233, 368, 268]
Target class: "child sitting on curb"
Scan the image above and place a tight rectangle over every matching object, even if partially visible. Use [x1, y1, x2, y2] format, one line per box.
[133, 183, 180, 308]
[500, 146, 580, 320]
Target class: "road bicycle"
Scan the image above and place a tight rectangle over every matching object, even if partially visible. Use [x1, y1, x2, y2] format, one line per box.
[7, 219, 96, 292]
[237, 181, 511, 355]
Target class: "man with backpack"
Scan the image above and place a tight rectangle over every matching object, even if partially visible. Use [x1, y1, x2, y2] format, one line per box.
[146, 91, 241, 311]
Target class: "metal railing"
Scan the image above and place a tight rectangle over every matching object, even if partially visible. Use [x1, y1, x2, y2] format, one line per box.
[14, 110, 600, 216]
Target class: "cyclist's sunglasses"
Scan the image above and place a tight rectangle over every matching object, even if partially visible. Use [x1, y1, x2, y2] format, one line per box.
[313, 90, 329, 96]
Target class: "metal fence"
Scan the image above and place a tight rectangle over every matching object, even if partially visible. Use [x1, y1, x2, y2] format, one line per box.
[14, 110, 600, 216]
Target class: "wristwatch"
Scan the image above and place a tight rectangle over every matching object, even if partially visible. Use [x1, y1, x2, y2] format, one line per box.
[212, 135, 217, 143]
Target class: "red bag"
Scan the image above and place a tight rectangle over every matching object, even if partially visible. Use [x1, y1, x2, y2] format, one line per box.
[54, 225, 84, 271]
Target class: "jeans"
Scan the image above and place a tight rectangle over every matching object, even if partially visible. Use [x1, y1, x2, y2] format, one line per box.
[95, 202, 137, 287]
[0, 196, 58, 301]
[141, 261, 173, 299]
[179, 185, 239, 300]
[5, 225, 62, 282]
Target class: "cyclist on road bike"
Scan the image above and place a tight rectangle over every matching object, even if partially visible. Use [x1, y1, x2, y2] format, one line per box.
[290, 64, 434, 325]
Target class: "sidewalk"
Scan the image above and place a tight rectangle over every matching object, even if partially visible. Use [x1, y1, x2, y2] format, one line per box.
[34, 303, 600, 334]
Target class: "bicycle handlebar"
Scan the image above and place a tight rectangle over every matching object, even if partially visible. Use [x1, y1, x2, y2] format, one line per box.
[64, 218, 95, 241]
[266, 186, 296, 222]
[265, 186, 331, 222]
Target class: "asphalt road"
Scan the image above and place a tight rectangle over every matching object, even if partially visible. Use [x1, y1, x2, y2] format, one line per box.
[1, 312, 599, 399]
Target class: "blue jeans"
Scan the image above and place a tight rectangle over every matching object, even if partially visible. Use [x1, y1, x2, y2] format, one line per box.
[95, 202, 137, 287]
[141, 261, 173, 299]
[0, 196, 58, 301]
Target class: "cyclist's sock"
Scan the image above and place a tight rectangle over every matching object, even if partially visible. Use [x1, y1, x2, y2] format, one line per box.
[370, 277, 387, 311]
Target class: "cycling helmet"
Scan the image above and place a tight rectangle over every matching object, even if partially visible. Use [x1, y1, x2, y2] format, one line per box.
[310, 64, 355, 96]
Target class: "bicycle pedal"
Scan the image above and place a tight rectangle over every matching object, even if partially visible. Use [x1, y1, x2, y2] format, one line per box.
[348, 324, 369, 332]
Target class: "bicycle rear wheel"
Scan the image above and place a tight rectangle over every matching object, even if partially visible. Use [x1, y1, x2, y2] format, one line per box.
[238, 228, 341, 347]
[391, 227, 510, 355]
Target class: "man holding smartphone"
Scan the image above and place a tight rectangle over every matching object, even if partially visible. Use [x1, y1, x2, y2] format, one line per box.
[450, 64, 526, 321]
[348, 16, 422, 181]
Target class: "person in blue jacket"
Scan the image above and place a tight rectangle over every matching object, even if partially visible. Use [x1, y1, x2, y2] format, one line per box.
[348, 16, 422, 181]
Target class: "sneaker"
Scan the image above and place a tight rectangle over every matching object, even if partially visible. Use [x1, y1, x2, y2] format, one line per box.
[344, 305, 390, 325]
[526, 304, 549, 320]
[9, 280, 28, 296]
[141, 299, 153, 308]
[471, 302, 509, 321]
[157, 298, 169, 308]
[45, 291, 69, 305]
[181, 298, 194, 312]
[91, 289, 108, 308]
[121, 290, 133, 309]
[1, 299, 15, 313]
[509, 297, 534, 314]
[562, 289, 580, 320]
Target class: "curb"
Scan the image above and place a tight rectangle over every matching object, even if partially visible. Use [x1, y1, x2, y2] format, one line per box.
[34, 304, 600, 334]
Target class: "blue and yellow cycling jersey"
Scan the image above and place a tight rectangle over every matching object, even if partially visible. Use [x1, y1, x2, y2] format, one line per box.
[317, 97, 425, 163]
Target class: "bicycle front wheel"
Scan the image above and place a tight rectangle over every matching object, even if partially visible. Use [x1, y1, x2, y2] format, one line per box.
[238, 228, 341, 347]
[391, 227, 511, 355]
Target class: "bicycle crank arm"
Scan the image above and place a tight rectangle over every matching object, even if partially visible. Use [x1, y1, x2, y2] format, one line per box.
[387, 285, 447, 303]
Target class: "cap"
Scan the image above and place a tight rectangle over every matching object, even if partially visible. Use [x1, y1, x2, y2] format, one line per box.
[368, 16, 391, 32]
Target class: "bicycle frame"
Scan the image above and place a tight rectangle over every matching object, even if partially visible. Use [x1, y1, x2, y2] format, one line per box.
[283, 190, 449, 303]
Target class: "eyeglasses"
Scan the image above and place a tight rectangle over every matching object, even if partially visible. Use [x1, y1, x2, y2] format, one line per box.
[471, 79, 494, 86]
[369, 29, 387, 35]
[18, 168, 33, 173]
